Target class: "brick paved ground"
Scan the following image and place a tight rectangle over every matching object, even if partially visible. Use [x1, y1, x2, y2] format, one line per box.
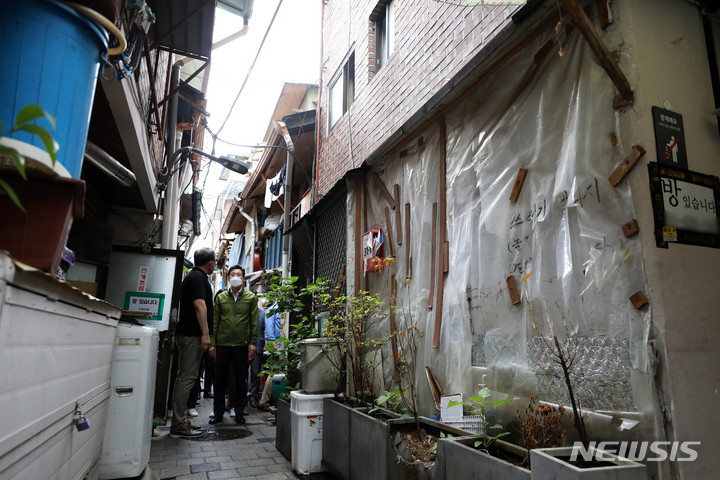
[146, 396, 336, 480]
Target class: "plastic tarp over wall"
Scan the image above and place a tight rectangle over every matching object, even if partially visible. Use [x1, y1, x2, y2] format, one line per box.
[356, 29, 655, 438]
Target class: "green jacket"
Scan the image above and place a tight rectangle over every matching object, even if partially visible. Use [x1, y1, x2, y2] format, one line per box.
[212, 288, 259, 347]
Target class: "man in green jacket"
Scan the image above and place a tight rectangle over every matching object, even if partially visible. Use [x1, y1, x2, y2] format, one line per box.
[209, 265, 258, 424]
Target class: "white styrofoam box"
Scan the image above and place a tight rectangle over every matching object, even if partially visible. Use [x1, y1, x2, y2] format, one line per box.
[441, 393, 464, 421]
[99, 322, 159, 479]
[290, 391, 334, 474]
[0, 252, 120, 480]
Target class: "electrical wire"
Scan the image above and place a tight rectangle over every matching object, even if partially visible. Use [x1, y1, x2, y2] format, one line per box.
[215, 0, 284, 138]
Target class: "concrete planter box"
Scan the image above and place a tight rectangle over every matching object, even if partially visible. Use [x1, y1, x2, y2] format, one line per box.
[322, 397, 352, 479]
[387, 416, 471, 480]
[531, 447, 647, 480]
[323, 398, 401, 480]
[441, 435, 531, 480]
[350, 406, 399, 480]
[275, 398, 292, 461]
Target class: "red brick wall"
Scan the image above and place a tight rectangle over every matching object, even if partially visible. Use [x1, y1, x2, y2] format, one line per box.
[317, 0, 521, 196]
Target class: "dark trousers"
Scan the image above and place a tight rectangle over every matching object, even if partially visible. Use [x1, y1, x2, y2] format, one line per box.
[214, 345, 249, 419]
[248, 350, 263, 402]
[203, 352, 215, 395]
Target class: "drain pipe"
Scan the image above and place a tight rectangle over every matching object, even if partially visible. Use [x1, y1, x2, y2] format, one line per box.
[161, 57, 187, 249]
[238, 206, 256, 276]
[279, 122, 294, 279]
[212, 16, 249, 50]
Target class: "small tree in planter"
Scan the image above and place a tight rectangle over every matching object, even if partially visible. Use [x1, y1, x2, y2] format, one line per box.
[524, 293, 648, 479]
[323, 287, 394, 403]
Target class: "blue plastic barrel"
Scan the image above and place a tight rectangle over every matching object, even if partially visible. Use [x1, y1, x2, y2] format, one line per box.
[0, 0, 108, 178]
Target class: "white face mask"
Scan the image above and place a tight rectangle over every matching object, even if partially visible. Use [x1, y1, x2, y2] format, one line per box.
[229, 276, 243, 288]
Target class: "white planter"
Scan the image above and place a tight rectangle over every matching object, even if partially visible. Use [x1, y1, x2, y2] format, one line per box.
[531, 447, 647, 480]
[0, 252, 120, 480]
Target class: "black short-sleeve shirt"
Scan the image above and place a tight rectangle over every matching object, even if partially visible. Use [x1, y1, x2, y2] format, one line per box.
[176, 267, 214, 337]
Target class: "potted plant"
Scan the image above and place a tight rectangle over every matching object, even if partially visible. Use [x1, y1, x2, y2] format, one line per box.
[319, 283, 396, 479]
[261, 275, 319, 461]
[441, 388, 529, 479]
[524, 294, 648, 479]
[0, 105, 85, 275]
[381, 307, 471, 480]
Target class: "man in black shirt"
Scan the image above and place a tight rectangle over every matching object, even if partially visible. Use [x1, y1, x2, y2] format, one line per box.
[170, 247, 215, 438]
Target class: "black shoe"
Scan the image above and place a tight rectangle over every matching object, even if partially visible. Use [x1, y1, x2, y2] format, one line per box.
[203, 393, 214, 399]
[248, 398, 258, 408]
[209, 415, 224, 424]
[235, 415, 246, 425]
[257, 404, 270, 412]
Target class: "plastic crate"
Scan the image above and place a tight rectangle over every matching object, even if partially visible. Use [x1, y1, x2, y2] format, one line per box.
[443, 415, 484, 435]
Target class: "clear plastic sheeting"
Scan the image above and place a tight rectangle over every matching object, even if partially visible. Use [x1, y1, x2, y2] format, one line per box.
[353, 29, 653, 432]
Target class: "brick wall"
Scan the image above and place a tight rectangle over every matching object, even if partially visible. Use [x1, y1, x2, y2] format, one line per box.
[317, 0, 521, 196]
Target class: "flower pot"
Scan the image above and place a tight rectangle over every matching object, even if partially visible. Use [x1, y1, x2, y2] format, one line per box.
[275, 397, 292, 461]
[0, 172, 85, 274]
[530, 446, 647, 480]
[387, 416, 471, 480]
[441, 435, 531, 480]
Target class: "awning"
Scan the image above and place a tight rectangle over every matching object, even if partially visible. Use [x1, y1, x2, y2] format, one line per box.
[147, 0, 217, 59]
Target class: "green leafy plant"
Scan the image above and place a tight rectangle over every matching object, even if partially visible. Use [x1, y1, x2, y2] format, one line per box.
[371, 388, 410, 417]
[0, 105, 58, 211]
[323, 284, 395, 403]
[447, 387, 512, 451]
[429, 432, 453, 455]
[260, 275, 318, 392]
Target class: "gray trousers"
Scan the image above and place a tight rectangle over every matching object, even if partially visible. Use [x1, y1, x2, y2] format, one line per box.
[171, 335, 203, 429]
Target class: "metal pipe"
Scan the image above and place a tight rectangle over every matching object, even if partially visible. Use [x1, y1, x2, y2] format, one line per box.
[238, 206, 256, 276]
[84, 140, 137, 187]
[161, 57, 186, 249]
[279, 122, 294, 279]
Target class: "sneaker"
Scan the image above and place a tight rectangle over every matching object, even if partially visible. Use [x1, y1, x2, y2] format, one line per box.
[187, 408, 199, 417]
[257, 403, 270, 412]
[170, 423, 202, 438]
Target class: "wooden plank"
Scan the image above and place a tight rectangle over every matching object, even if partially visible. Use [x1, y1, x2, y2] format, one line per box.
[509, 168, 528, 202]
[363, 176, 369, 292]
[384, 207, 396, 257]
[442, 241, 449, 273]
[506, 275, 521, 305]
[394, 184, 402, 244]
[559, 0, 633, 105]
[405, 203, 411, 283]
[622, 219, 639, 238]
[608, 145, 646, 186]
[428, 203, 438, 309]
[629, 291, 649, 309]
[371, 171, 396, 210]
[433, 116, 448, 349]
[596, 0, 611, 29]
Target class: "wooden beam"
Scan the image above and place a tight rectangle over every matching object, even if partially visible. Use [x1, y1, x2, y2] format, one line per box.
[433, 117, 448, 349]
[596, 0, 610, 29]
[510, 168, 528, 202]
[371, 171, 396, 210]
[394, 184, 402, 244]
[428, 203, 437, 309]
[384, 207, 396, 257]
[559, 0, 633, 105]
[405, 203, 411, 284]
